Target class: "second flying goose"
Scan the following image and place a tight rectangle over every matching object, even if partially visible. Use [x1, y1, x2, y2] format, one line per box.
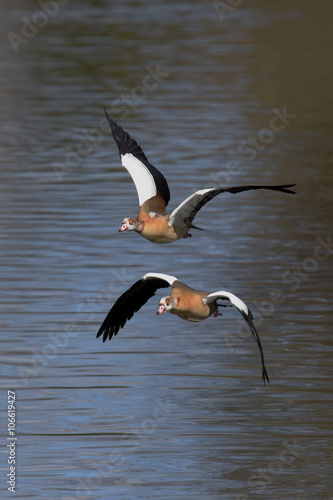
[97, 272, 270, 384]
[104, 111, 296, 244]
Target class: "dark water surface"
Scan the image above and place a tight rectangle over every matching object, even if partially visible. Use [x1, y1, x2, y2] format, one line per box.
[1, 1, 333, 499]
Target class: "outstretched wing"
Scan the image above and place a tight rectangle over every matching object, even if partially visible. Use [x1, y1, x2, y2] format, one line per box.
[168, 184, 296, 227]
[104, 110, 170, 212]
[97, 273, 177, 342]
[203, 291, 270, 384]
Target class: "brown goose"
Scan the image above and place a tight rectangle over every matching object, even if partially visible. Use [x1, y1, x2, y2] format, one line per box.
[97, 272, 270, 384]
[104, 111, 296, 244]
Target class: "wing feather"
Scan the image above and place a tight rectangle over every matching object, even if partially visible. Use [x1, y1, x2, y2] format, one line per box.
[169, 184, 296, 227]
[96, 274, 174, 342]
[104, 111, 170, 208]
[204, 291, 270, 384]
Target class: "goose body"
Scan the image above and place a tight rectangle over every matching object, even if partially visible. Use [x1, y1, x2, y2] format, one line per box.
[96, 272, 270, 384]
[105, 111, 296, 244]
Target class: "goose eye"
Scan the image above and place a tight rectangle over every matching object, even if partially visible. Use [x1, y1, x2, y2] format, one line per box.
[129, 218, 134, 225]
[166, 298, 170, 306]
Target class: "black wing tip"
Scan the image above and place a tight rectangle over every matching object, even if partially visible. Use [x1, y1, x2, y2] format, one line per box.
[104, 107, 116, 122]
[250, 183, 297, 195]
[104, 331, 112, 342]
[262, 368, 270, 385]
[103, 109, 151, 165]
[273, 183, 297, 194]
[96, 329, 108, 342]
[96, 326, 118, 342]
[104, 109, 121, 136]
[104, 107, 113, 125]
[246, 311, 270, 386]
[190, 223, 205, 231]
[215, 184, 297, 196]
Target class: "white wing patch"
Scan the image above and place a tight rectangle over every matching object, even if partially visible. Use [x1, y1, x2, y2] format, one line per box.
[143, 272, 178, 286]
[168, 188, 215, 227]
[203, 291, 249, 316]
[121, 153, 156, 206]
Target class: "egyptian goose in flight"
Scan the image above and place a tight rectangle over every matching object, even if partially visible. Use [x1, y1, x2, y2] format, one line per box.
[97, 272, 270, 384]
[104, 111, 296, 244]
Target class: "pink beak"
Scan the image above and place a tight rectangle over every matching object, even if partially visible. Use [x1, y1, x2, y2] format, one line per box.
[156, 304, 166, 315]
[118, 223, 128, 232]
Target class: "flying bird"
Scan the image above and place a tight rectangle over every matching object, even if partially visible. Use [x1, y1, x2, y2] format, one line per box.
[96, 272, 270, 384]
[104, 110, 296, 244]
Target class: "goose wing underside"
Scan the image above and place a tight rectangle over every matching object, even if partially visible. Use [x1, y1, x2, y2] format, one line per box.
[204, 290, 270, 384]
[105, 111, 170, 211]
[169, 184, 296, 227]
[97, 273, 176, 341]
